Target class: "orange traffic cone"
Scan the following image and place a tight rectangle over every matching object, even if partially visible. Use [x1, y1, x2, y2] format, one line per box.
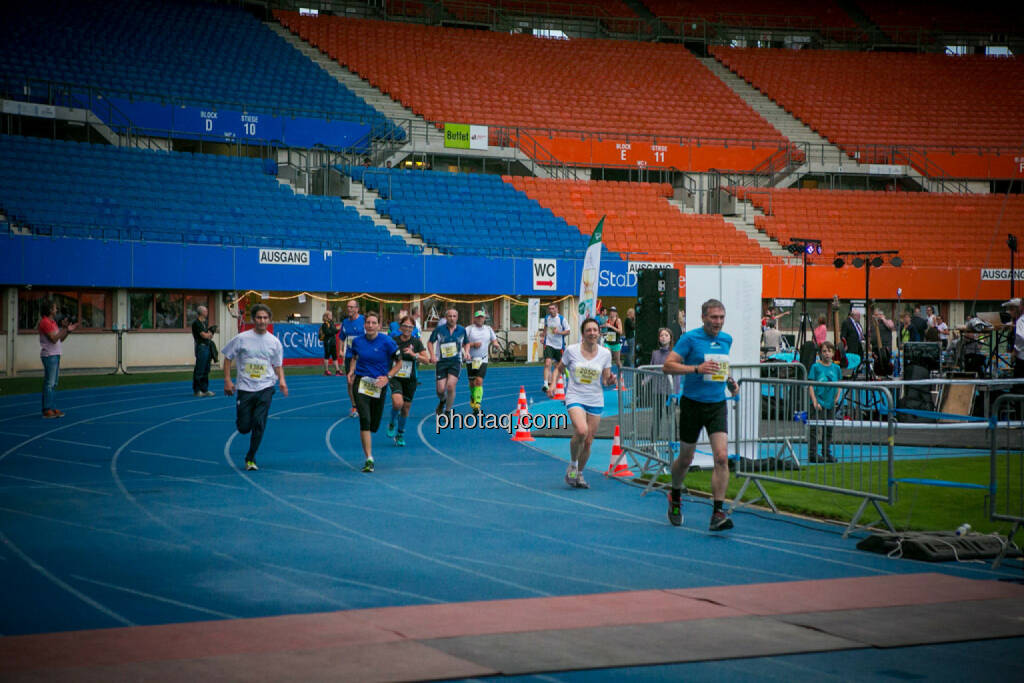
[605, 424, 633, 477]
[511, 406, 535, 442]
[552, 375, 566, 401]
[516, 385, 529, 411]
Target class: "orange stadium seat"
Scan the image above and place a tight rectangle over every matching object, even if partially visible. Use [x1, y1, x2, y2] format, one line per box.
[738, 188, 1024, 268]
[711, 47, 1024, 178]
[274, 11, 788, 145]
[507, 177, 783, 267]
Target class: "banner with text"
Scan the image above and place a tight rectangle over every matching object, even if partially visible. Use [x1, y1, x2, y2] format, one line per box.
[101, 98, 371, 152]
[444, 123, 489, 150]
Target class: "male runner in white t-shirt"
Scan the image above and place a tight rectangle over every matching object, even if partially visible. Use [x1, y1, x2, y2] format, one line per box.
[466, 309, 500, 415]
[222, 304, 288, 471]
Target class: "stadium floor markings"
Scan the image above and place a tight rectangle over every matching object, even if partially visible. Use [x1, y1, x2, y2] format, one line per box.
[224, 398, 557, 599]
[69, 574, 241, 620]
[105, 398, 359, 613]
[3, 370, 1021, 645]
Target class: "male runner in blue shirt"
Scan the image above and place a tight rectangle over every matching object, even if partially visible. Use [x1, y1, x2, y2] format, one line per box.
[663, 298, 739, 531]
[428, 307, 469, 416]
[339, 299, 365, 418]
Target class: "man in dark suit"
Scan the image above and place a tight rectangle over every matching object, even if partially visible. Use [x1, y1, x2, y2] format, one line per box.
[840, 308, 864, 358]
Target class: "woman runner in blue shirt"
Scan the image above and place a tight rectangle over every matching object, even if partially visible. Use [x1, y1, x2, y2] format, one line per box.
[347, 312, 400, 473]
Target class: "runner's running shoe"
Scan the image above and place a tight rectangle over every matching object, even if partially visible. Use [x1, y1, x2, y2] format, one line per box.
[245, 460, 259, 471]
[667, 495, 683, 526]
[709, 510, 734, 531]
[361, 459, 375, 473]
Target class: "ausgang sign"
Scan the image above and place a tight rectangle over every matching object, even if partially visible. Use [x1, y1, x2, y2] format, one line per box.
[259, 249, 310, 265]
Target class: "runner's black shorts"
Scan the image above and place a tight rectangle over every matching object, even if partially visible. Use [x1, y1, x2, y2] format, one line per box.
[543, 346, 563, 362]
[323, 341, 338, 360]
[353, 375, 386, 432]
[388, 376, 417, 401]
[678, 396, 727, 444]
[435, 362, 461, 379]
[466, 360, 488, 380]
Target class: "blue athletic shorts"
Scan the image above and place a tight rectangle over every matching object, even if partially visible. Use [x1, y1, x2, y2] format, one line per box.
[566, 402, 603, 416]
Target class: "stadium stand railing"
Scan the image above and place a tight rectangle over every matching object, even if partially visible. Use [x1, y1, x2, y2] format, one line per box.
[0, 134, 418, 254]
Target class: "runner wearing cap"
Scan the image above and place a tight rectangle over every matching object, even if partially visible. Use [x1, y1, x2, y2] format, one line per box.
[465, 309, 500, 415]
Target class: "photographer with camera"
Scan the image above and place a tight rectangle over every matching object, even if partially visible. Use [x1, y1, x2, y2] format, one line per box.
[192, 305, 217, 397]
[38, 298, 79, 418]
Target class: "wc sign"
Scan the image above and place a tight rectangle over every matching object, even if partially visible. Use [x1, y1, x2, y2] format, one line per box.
[533, 258, 557, 291]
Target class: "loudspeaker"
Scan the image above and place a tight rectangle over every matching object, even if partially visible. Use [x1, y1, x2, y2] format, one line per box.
[635, 268, 679, 365]
[903, 342, 941, 374]
[898, 363, 935, 420]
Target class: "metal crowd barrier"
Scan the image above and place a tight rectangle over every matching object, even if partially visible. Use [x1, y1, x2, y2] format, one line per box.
[734, 377, 896, 537]
[989, 394, 1024, 569]
[616, 362, 805, 496]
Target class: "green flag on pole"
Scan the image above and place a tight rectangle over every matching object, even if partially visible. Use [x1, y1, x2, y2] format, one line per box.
[578, 216, 604, 319]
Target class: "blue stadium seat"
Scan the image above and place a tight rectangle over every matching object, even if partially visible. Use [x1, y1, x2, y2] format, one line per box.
[0, 134, 419, 254]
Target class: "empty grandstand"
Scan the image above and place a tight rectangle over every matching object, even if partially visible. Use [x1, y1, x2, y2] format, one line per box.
[276, 11, 793, 170]
[734, 187, 1024, 268]
[509, 176, 784, 265]
[0, 0, 401, 139]
[712, 47, 1024, 179]
[351, 166, 588, 258]
[0, 135, 418, 253]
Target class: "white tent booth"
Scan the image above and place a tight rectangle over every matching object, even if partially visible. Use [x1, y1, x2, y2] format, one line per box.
[683, 265, 763, 468]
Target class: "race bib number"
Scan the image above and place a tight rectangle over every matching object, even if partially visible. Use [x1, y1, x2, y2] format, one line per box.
[243, 360, 268, 380]
[575, 366, 599, 385]
[604, 331, 617, 343]
[471, 358, 483, 370]
[704, 354, 730, 382]
[440, 342, 458, 359]
[358, 377, 382, 398]
[396, 360, 413, 378]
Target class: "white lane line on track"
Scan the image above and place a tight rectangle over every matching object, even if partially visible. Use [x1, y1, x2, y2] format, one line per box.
[43, 437, 112, 450]
[0, 530, 134, 627]
[0, 395, 210, 465]
[417, 390, 913, 579]
[221, 399, 554, 598]
[156, 474, 248, 491]
[17, 453, 103, 468]
[109, 397, 358, 611]
[70, 574, 240, 619]
[437, 552, 631, 591]
[260, 562, 445, 604]
[0, 386, 195, 424]
[0, 430, 30, 438]
[129, 450, 221, 465]
[326, 386, 693, 577]
[0, 473, 110, 496]
[0, 506, 192, 551]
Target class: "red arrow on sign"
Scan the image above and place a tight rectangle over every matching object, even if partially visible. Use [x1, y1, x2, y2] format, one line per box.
[536, 280, 554, 286]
